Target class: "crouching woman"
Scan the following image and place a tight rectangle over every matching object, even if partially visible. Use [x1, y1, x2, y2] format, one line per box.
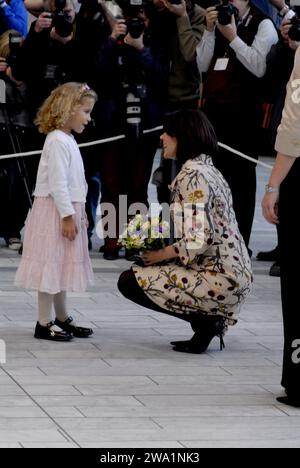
[118, 109, 252, 353]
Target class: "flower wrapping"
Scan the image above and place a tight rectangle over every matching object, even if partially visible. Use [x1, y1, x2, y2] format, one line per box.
[118, 214, 170, 252]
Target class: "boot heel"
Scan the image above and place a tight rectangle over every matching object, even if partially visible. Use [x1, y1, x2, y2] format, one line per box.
[220, 336, 225, 351]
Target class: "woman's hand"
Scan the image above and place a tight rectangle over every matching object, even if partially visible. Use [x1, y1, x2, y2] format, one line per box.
[62, 215, 78, 241]
[262, 192, 280, 225]
[142, 246, 177, 266]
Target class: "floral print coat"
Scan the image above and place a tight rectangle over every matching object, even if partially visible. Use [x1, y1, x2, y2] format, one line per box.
[133, 155, 253, 325]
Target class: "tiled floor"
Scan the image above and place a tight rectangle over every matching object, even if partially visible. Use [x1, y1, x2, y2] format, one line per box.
[1, 156, 297, 448]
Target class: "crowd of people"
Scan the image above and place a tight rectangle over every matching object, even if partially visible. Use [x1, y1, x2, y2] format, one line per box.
[1, 0, 300, 407]
[0, 0, 292, 257]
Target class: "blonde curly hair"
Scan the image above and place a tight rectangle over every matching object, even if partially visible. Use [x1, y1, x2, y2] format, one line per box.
[35, 82, 97, 134]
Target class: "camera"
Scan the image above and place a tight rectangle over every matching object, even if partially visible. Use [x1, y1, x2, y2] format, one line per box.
[52, 0, 74, 38]
[125, 84, 146, 140]
[7, 32, 22, 69]
[288, 0, 300, 41]
[115, 0, 146, 38]
[215, 0, 238, 26]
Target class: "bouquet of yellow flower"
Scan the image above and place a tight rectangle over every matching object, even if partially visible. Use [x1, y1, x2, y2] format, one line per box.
[118, 214, 170, 252]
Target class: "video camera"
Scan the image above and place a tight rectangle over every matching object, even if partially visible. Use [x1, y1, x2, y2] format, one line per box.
[288, 0, 300, 42]
[115, 0, 146, 38]
[51, 0, 74, 38]
[215, 0, 238, 26]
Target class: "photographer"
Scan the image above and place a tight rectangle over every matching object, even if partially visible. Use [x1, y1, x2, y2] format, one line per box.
[196, 0, 278, 252]
[12, 0, 79, 119]
[91, 0, 169, 259]
[0, 30, 34, 250]
[0, 0, 28, 37]
[149, 0, 206, 205]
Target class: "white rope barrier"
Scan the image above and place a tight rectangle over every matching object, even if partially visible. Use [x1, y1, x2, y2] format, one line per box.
[0, 125, 274, 170]
[218, 142, 274, 170]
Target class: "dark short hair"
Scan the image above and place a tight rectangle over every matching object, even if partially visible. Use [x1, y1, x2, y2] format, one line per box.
[163, 109, 218, 166]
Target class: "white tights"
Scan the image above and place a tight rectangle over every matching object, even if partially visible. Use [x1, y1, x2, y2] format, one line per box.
[38, 291, 68, 326]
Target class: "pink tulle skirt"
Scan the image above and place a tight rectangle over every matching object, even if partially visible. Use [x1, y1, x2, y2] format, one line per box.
[15, 197, 94, 294]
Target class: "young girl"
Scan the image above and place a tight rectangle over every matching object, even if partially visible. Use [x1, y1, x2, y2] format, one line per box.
[15, 82, 97, 341]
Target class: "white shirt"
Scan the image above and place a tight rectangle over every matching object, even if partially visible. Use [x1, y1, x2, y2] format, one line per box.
[34, 130, 88, 218]
[196, 9, 278, 77]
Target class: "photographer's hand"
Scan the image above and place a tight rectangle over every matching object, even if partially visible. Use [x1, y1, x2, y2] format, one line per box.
[205, 6, 218, 32]
[111, 19, 127, 41]
[217, 14, 237, 42]
[34, 12, 53, 33]
[280, 19, 299, 49]
[0, 58, 8, 74]
[5, 67, 23, 86]
[280, 19, 292, 43]
[142, 246, 177, 266]
[50, 27, 73, 44]
[288, 37, 300, 51]
[162, 0, 188, 17]
[124, 33, 144, 51]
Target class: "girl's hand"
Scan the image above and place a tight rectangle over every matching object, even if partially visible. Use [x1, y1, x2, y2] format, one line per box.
[62, 215, 78, 241]
[142, 246, 177, 266]
[262, 192, 280, 225]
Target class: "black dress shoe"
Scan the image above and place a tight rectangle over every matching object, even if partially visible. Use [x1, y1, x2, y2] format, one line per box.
[269, 262, 281, 277]
[256, 247, 279, 262]
[103, 248, 119, 260]
[276, 396, 300, 408]
[34, 321, 73, 341]
[55, 316, 93, 338]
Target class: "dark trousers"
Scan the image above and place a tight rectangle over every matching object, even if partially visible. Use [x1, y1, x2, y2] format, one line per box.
[278, 158, 300, 395]
[203, 102, 260, 249]
[99, 135, 159, 250]
[212, 146, 257, 248]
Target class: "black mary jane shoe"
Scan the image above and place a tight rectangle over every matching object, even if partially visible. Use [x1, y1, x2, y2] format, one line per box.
[171, 315, 226, 354]
[276, 396, 300, 408]
[55, 316, 94, 338]
[34, 321, 73, 342]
